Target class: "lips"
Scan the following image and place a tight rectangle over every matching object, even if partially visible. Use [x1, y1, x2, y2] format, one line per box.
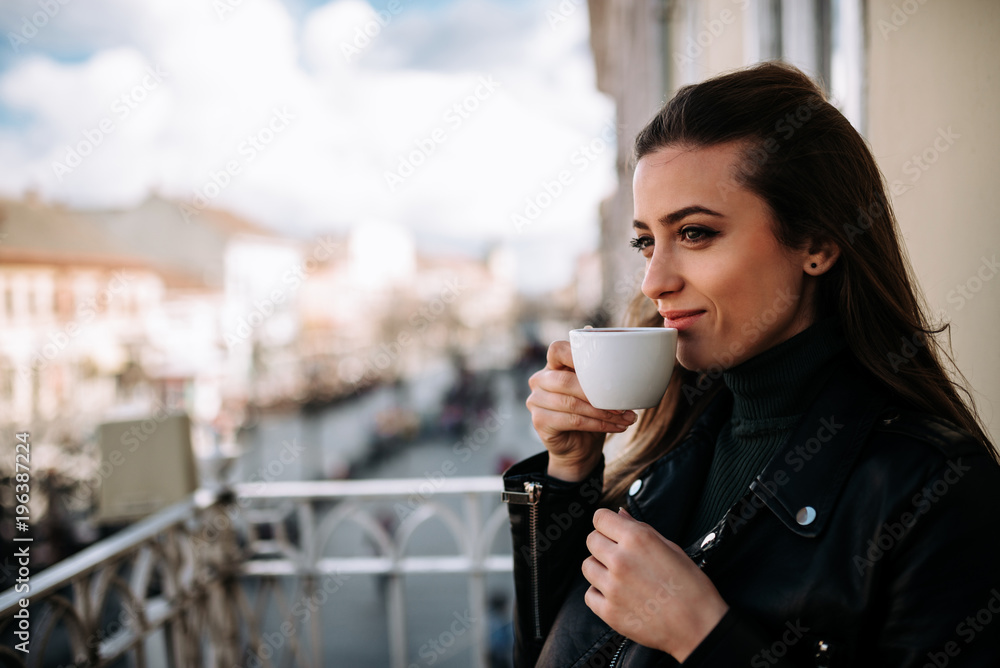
[659, 309, 706, 331]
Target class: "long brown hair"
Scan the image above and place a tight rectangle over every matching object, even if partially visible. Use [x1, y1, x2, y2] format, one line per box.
[602, 61, 997, 504]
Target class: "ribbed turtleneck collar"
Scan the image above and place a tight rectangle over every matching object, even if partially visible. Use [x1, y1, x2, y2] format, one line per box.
[722, 316, 848, 424]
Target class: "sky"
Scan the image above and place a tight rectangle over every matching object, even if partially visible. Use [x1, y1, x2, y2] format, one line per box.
[0, 0, 617, 293]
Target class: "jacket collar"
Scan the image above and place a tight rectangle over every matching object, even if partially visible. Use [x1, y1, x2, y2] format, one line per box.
[747, 350, 890, 538]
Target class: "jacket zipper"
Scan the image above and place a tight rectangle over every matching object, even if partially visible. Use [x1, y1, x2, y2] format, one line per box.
[502, 481, 543, 639]
[608, 636, 629, 667]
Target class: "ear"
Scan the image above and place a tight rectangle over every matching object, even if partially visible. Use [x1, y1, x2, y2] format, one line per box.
[805, 238, 840, 275]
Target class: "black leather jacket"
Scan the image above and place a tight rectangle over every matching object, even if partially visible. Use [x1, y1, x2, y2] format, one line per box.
[503, 351, 1000, 667]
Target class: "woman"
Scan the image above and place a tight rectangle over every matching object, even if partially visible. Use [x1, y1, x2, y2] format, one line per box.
[503, 62, 1000, 667]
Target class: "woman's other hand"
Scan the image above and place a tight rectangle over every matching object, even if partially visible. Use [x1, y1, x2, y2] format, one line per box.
[582, 507, 729, 662]
[526, 340, 638, 482]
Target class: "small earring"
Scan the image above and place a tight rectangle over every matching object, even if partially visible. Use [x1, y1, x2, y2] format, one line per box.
[810, 263, 817, 269]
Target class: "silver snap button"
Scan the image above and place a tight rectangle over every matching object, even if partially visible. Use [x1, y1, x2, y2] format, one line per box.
[796, 506, 817, 525]
[628, 479, 642, 496]
[700, 532, 717, 548]
[815, 640, 831, 667]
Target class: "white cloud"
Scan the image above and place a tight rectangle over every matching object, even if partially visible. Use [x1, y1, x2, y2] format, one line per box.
[0, 0, 615, 288]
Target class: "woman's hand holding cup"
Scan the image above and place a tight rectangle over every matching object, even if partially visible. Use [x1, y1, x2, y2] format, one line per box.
[526, 340, 638, 482]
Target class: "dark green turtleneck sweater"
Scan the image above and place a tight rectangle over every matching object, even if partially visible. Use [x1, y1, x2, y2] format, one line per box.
[684, 317, 849, 543]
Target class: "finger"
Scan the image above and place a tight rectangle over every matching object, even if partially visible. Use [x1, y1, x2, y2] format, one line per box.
[545, 340, 575, 371]
[586, 528, 619, 562]
[531, 406, 631, 437]
[531, 370, 638, 423]
[581, 554, 610, 590]
[531, 366, 586, 399]
[584, 584, 608, 619]
[530, 381, 636, 428]
[593, 507, 639, 542]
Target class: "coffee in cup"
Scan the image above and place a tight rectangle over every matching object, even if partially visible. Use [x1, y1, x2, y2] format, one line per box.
[568, 327, 678, 410]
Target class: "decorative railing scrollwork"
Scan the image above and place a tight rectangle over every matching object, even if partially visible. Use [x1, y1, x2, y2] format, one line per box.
[1, 476, 512, 668]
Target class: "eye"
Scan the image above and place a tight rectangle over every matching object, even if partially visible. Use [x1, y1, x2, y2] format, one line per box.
[629, 236, 653, 252]
[679, 226, 718, 243]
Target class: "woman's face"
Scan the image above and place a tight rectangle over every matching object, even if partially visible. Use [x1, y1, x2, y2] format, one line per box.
[632, 143, 820, 373]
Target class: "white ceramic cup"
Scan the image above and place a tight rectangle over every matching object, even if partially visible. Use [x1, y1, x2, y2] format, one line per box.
[568, 327, 678, 410]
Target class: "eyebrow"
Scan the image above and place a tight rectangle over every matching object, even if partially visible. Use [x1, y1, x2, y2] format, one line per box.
[633, 205, 724, 230]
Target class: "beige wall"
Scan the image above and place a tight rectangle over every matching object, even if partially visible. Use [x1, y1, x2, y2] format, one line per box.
[867, 0, 1000, 445]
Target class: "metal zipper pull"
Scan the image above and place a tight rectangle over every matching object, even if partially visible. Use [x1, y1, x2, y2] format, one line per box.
[502, 480, 542, 505]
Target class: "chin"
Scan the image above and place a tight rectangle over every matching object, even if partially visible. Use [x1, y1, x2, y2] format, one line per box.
[675, 350, 709, 374]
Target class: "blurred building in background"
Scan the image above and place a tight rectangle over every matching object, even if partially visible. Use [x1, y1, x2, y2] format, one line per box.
[0, 192, 547, 498]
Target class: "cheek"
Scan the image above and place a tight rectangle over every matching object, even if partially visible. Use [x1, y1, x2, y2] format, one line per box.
[710, 242, 796, 330]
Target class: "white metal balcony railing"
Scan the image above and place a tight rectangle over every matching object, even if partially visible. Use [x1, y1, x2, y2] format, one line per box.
[0, 476, 513, 668]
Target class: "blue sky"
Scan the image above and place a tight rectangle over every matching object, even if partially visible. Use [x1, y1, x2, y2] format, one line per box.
[0, 0, 615, 292]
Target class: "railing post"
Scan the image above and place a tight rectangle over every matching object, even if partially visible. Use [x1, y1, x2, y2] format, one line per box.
[387, 568, 407, 668]
[465, 491, 488, 668]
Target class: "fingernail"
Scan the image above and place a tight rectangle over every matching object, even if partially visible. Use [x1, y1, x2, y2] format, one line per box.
[618, 506, 632, 518]
[624, 411, 638, 424]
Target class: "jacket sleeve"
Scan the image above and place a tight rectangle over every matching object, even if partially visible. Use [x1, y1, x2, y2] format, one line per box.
[680, 450, 1000, 667]
[503, 451, 605, 668]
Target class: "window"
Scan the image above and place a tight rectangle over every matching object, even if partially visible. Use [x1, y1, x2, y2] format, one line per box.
[745, 0, 866, 133]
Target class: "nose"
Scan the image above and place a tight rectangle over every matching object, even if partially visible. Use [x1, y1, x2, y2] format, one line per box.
[641, 249, 683, 301]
